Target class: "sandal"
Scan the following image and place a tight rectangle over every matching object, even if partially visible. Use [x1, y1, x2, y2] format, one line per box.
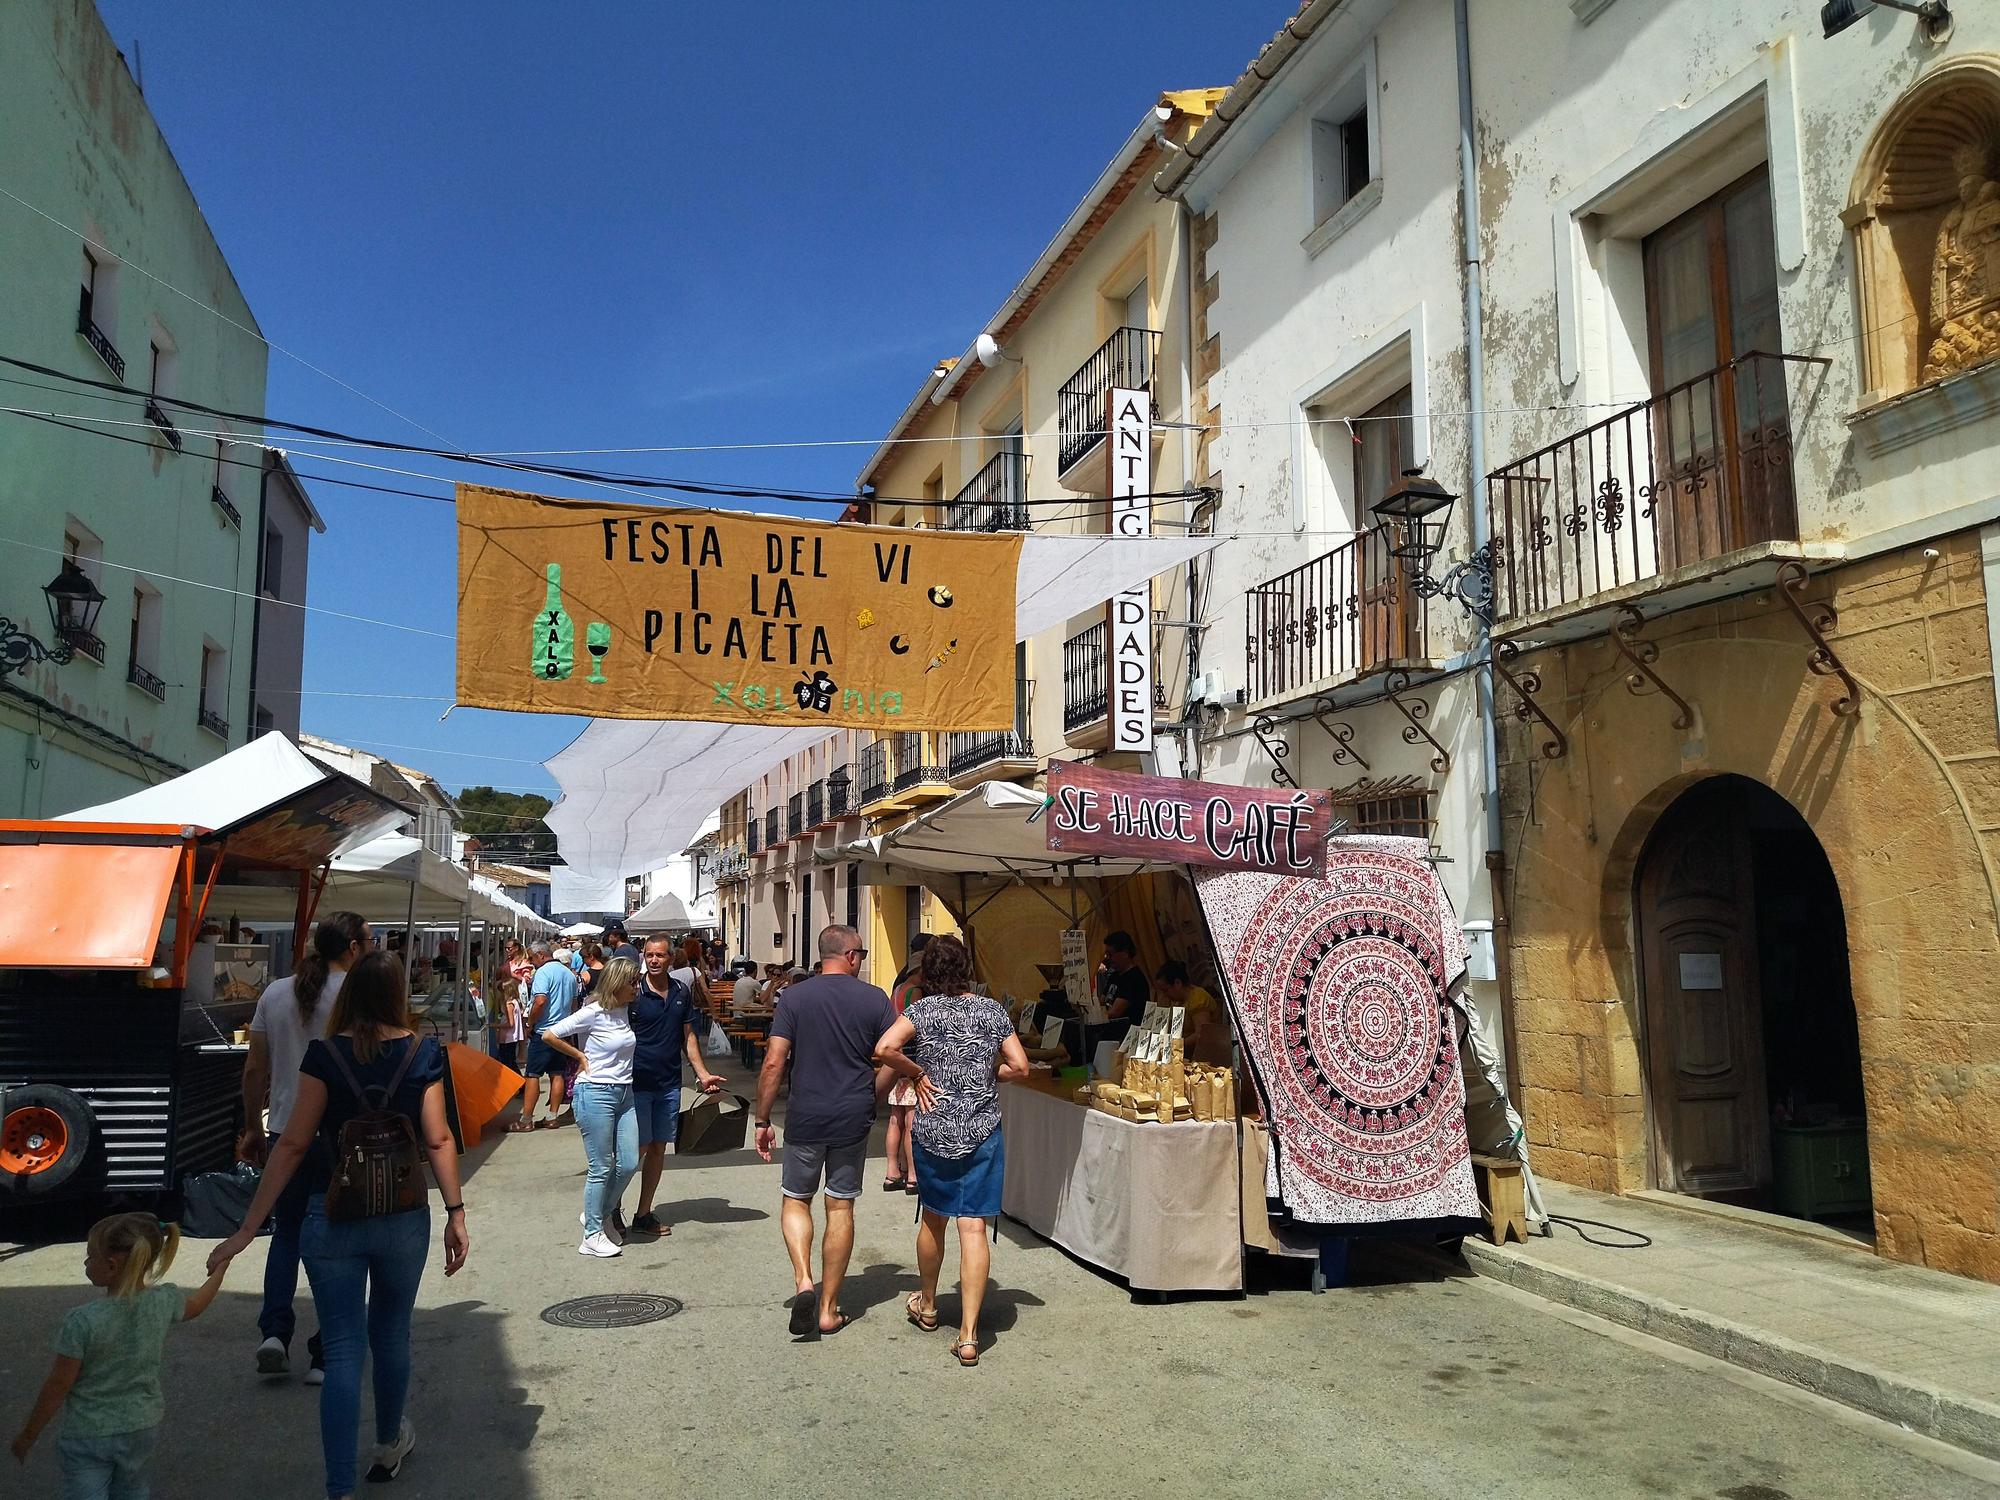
[905, 1293, 939, 1331]
[506, 1120, 536, 1134]
[882, 1177, 907, 1192]
[952, 1339, 980, 1367]
[819, 1311, 855, 1336]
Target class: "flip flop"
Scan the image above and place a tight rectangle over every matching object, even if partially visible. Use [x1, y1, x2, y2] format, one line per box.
[952, 1340, 980, 1367]
[819, 1311, 855, 1336]
[882, 1178, 907, 1192]
[787, 1289, 817, 1337]
[905, 1293, 939, 1331]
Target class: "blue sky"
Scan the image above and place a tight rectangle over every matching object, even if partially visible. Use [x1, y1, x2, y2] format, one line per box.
[89, 2, 1275, 795]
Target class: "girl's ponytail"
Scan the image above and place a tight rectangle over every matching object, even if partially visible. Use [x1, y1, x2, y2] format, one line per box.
[296, 911, 367, 1025]
[89, 1213, 180, 1298]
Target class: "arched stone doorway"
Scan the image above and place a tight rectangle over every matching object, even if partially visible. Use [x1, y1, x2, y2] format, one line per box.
[1634, 774, 1871, 1231]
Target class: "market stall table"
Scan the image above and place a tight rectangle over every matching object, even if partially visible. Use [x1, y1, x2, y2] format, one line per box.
[999, 1077, 1243, 1293]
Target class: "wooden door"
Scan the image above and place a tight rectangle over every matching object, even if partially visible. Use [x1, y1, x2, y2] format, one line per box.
[1354, 386, 1415, 668]
[1637, 796, 1770, 1196]
[1642, 166, 1791, 571]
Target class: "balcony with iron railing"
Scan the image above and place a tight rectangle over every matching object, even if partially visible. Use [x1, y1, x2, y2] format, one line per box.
[712, 843, 750, 883]
[1057, 326, 1160, 476]
[747, 816, 763, 855]
[945, 727, 1035, 782]
[1485, 352, 1823, 627]
[76, 285, 125, 380]
[787, 791, 805, 839]
[127, 660, 165, 699]
[764, 807, 780, 849]
[827, 764, 853, 818]
[1244, 524, 1437, 704]
[1063, 620, 1108, 741]
[198, 705, 228, 739]
[211, 485, 241, 529]
[943, 451, 1028, 532]
[807, 780, 826, 828]
[857, 742, 891, 807]
[146, 398, 183, 453]
[892, 734, 949, 799]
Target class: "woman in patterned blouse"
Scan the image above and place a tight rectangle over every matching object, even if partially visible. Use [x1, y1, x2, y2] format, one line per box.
[874, 935, 1029, 1367]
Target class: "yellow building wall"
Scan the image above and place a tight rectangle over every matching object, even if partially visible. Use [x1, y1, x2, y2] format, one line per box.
[1500, 533, 2000, 1282]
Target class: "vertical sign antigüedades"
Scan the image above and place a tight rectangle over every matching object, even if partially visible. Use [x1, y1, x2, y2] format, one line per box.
[1107, 386, 1152, 752]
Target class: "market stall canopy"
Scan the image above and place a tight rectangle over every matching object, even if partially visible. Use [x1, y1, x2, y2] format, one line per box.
[831, 780, 1172, 887]
[545, 530, 1220, 910]
[558, 920, 604, 938]
[625, 888, 716, 935]
[56, 732, 405, 873]
[207, 833, 480, 927]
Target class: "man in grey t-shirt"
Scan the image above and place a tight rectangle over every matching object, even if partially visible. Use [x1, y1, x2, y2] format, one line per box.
[755, 924, 895, 1338]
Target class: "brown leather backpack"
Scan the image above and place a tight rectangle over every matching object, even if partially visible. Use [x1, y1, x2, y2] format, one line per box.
[320, 1037, 428, 1222]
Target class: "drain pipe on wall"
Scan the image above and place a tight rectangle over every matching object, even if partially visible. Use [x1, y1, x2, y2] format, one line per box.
[1453, 0, 1522, 1100]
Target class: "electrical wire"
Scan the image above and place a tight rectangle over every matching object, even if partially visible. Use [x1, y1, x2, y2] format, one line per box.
[1545, 1215, 1654, 1249]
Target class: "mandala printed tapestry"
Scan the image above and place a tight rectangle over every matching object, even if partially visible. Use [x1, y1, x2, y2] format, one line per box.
[1197, 838, 1479, 1228]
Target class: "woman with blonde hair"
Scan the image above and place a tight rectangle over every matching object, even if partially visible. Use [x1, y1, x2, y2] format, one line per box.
[209, 951, 468, 1497]
[11, 1213, 228, 1492]
[541, 954, 641, 1257]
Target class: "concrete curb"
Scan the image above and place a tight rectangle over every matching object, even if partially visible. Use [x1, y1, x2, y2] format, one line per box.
[1458, 1239, 2000, 1462]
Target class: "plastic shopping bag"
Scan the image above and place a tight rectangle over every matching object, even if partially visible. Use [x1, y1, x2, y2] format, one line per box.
[703, 1020, 732, 1058]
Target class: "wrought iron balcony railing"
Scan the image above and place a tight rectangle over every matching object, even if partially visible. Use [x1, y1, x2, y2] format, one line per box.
[1063, 621, 1108, 731]
[827, 765, 853, 818]
[1057, 326, 1159, 474]
[807, 780, 826, 828]
[858, 742, 890, 805]
[127, 661, 165, 699]
[1245, 524, 1434, 702]
[211, 485, 241, 528]
[1485, 351, 1823, 623]
[71, 632, 105, 665]
[764, 807, 780, 849]
[146, 398, 183, 452]
[787, 792, 805, 839]
[893, 739, 945, 793]
[198, 705, 228, 738]
[747, 816, 762, 855]
[946, 729, 1034, 776]
[943, 451, 1028, 532]
[712, 843, 750, 882]
[76, 286, 125, 380]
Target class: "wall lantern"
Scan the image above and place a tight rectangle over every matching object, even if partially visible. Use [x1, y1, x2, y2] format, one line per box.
[0, 560, 107, 676]
[1371, 467, 1502, 625]
[1821, 0, 1950, 42]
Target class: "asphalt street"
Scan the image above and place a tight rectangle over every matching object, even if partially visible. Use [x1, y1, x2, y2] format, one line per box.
[3, 1116, 1994, 1500]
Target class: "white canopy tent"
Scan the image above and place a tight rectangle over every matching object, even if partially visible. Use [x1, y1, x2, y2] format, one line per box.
[55, 730, 381, 836]
[624, 888, 717, 936]
[545, 530, 1220, 910]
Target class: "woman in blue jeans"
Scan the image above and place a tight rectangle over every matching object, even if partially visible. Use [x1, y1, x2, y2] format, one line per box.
[212, 953, 469, 1500]
[541, 956, 640, 1258]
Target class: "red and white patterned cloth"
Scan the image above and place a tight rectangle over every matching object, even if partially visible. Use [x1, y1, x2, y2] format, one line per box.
[1197, 837, 1478, 1228]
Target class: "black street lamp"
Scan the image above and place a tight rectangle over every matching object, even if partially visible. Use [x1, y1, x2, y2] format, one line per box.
[0, 560, 108, 676]
[1370, 467, 1501, 624]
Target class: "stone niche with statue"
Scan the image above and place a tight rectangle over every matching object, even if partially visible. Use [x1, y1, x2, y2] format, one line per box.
[1845, 58, 2000, 414]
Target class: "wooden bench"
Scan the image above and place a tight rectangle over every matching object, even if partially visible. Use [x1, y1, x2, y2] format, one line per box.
[1471, 1153, 1530, 1245]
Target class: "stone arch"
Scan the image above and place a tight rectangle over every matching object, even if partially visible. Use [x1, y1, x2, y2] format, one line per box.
[1846, 54, 2000, 401]
[1502, 623, 2000, 1275]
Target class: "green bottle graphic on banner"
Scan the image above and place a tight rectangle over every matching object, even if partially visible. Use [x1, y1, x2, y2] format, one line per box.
[532, 562, 574, 680]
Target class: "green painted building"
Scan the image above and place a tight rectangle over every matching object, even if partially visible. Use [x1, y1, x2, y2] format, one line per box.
[0, 0, 275, 815]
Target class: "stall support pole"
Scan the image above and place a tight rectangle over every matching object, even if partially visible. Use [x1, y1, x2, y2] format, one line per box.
[401, 880, 418, 988]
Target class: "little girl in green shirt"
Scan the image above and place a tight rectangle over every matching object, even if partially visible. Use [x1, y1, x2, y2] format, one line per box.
[10, 1212, 227, 1496]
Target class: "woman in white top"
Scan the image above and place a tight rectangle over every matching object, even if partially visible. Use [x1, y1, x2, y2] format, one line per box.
[540, 956, 640, 1258]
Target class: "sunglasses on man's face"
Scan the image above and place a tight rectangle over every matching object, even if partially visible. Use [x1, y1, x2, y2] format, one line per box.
[843, 948, 867, 960]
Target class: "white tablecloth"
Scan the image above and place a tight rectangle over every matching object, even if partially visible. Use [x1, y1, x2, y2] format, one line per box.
[999, 1084, 1243, 1292]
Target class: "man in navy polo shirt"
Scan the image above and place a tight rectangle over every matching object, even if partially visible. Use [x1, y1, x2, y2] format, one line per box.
[628, 934, 727, 1234]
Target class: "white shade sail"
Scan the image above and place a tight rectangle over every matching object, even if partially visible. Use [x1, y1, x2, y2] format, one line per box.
[546, 531, 1218, 909]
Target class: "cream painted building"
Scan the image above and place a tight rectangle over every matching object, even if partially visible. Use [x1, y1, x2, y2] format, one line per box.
[706, 91, 1223, 1000]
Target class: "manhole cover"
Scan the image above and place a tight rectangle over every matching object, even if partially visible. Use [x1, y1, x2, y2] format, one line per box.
[540, 1293, 683, 1329]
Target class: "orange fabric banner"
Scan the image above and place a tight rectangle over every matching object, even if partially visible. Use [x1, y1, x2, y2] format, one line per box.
[455, 485, 1023, 730]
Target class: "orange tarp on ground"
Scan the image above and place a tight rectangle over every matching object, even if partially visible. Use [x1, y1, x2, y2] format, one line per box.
[0, 841, 181, 968]
[445, 1042, 522, 1148]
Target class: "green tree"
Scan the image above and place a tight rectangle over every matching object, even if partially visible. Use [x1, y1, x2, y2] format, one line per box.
[457, 785, 556, 859]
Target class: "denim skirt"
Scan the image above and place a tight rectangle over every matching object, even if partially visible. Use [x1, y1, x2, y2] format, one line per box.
[913, 1129, 1004, 1220]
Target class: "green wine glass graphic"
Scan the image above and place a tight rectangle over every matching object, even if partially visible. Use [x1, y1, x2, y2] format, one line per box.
[586, 621, 611, 684]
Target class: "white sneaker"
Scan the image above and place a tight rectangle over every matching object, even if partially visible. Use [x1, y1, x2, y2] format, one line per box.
[577, 1231, 622, 1258]
[255, 1336, 288, 1375]
[580, 1209, 624, 1246]
[365, 1417, 415, 1481]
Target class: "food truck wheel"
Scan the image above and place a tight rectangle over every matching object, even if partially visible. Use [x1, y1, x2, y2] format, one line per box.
[0, 1086, 94, 1194]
